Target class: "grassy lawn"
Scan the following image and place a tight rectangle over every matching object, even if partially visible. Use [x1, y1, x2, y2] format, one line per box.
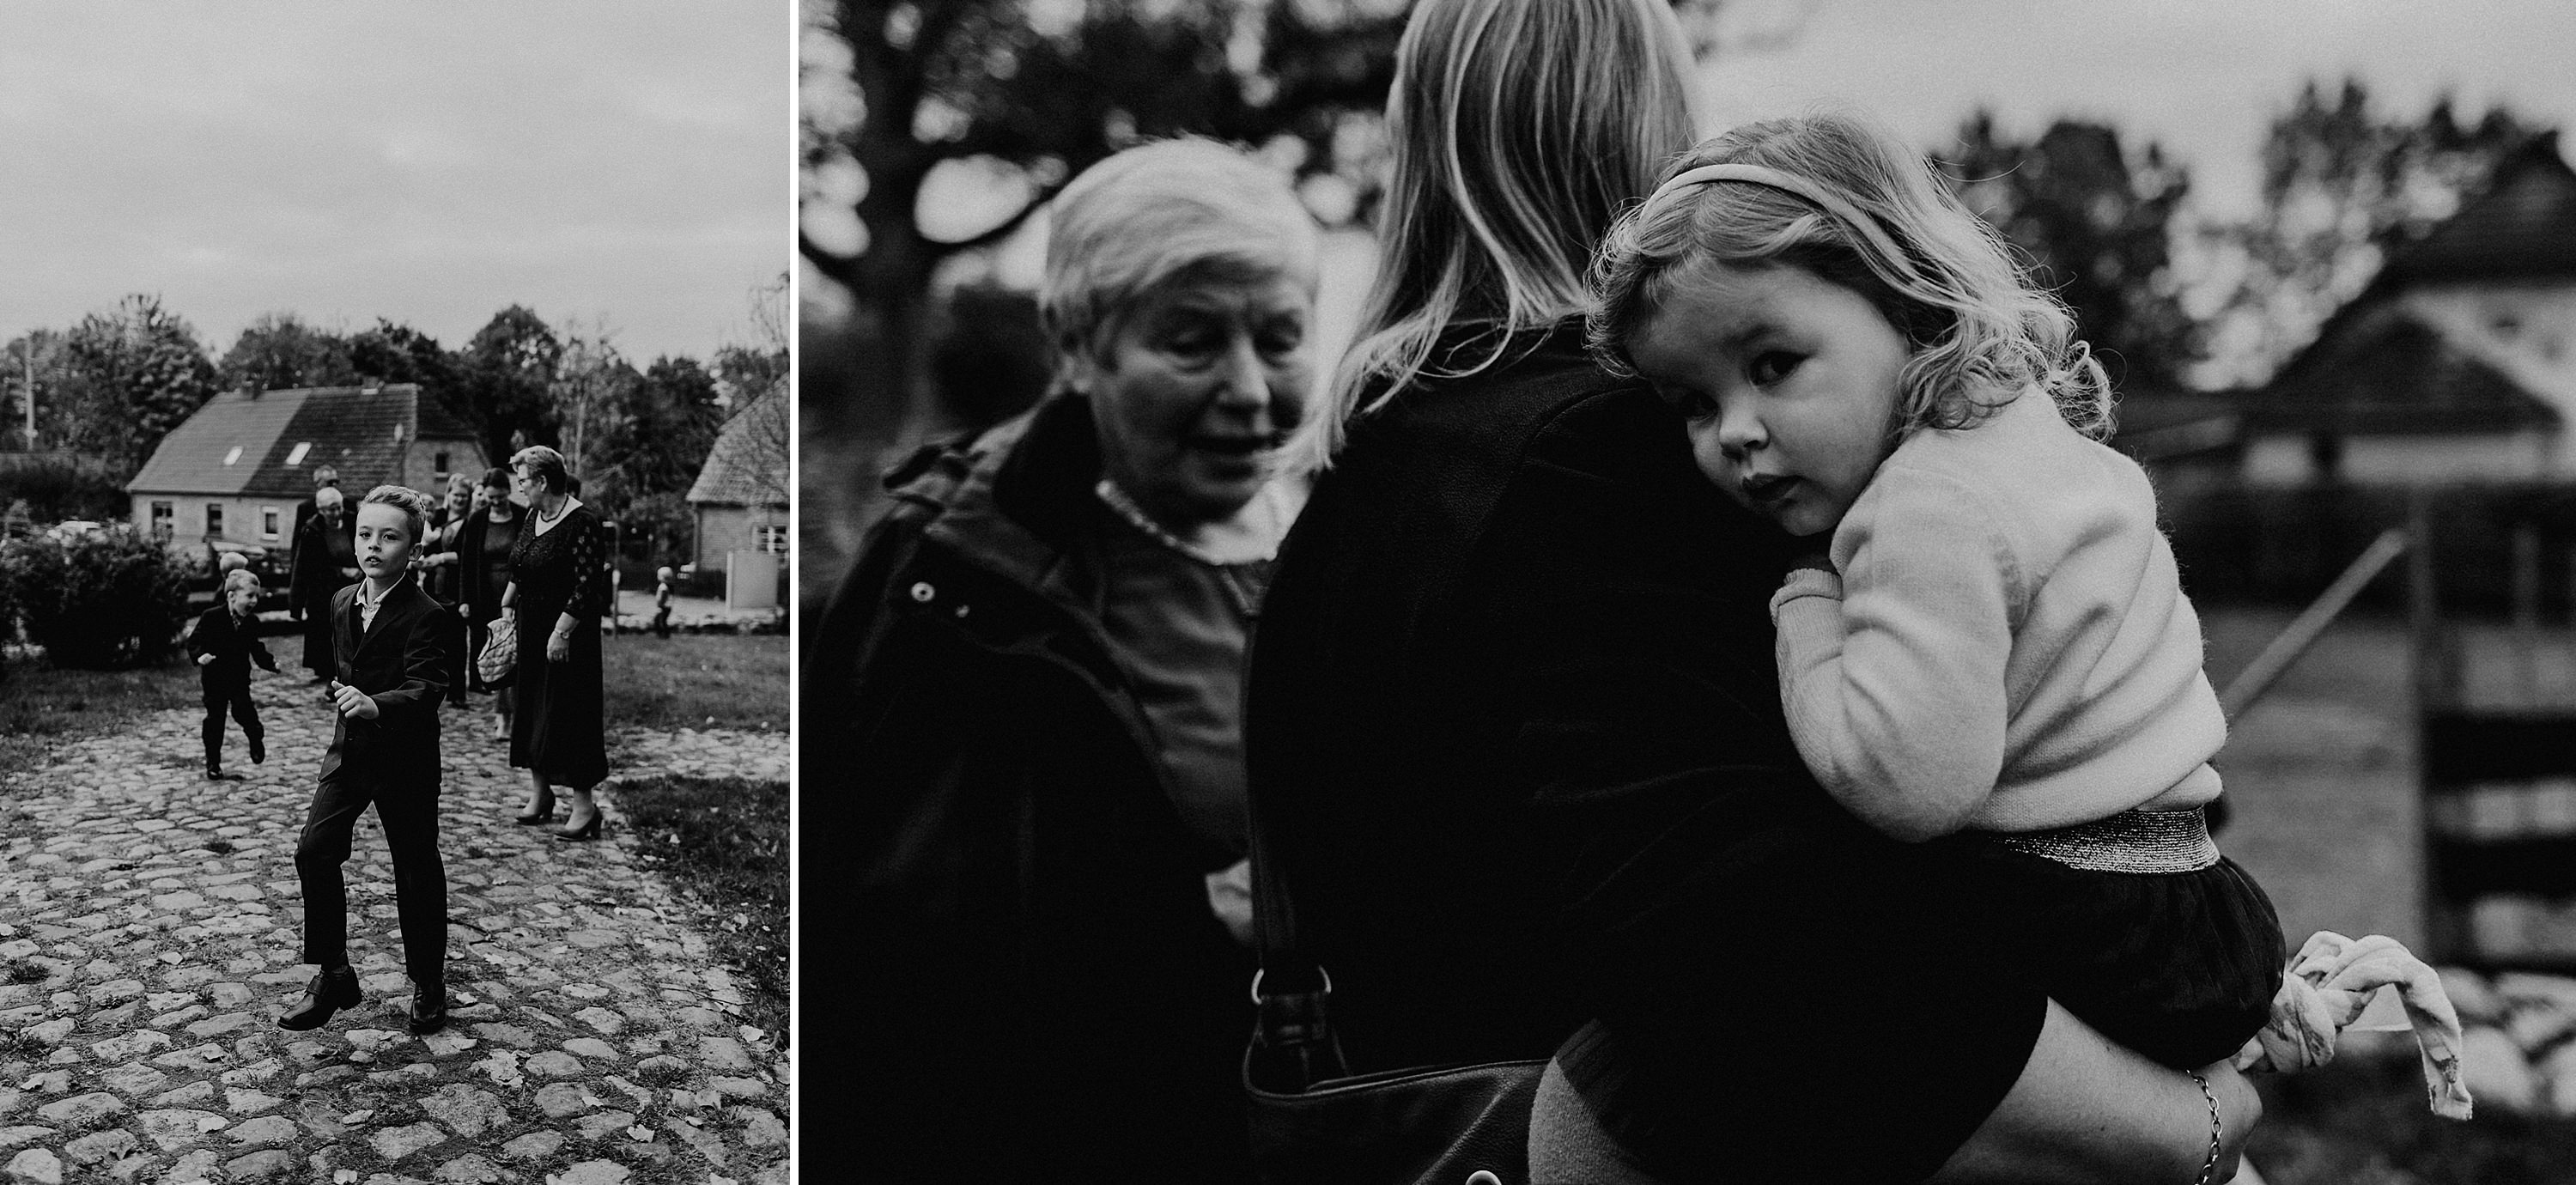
[0, 652, 199, 791]
[612, 775, 789, 1047]
[598, 632, 787, 732]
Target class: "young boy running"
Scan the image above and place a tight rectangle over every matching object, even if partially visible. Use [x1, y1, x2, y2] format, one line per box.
[190, 568, 277, 779]
[277, 485, 458, 1035]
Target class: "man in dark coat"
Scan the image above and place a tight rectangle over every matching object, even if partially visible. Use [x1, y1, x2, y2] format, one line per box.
[278, 485, 455, 1036]
[287, 485, 358, 682]
[188, 568, 278, 778]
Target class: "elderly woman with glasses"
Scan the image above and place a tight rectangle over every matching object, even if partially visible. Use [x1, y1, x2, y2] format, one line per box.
[495, 446, 612, 840]
[809, 137, 1320, 1181]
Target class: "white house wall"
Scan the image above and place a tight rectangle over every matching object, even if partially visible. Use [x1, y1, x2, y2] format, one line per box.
[127, 493, 296, 553]
[2244, 429, 2564, 484]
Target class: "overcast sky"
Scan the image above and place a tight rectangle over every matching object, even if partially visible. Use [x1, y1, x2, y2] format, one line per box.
[2, 1, 787, 367]
[1696, 0, 2576, 221]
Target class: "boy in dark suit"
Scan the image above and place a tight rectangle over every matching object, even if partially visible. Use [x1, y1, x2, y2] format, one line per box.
[189, 568, 277, 779]
[278, 484, 458, 1036]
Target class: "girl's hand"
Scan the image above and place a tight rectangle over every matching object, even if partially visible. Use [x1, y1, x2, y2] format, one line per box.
[327, 681, 380, 720]
[197, 653, 216, 666]
[547, 631, 572, 663]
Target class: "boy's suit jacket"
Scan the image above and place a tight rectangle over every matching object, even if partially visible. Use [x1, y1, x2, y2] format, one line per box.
[186, 605, 276, 690]
[319, 575, 453, 790]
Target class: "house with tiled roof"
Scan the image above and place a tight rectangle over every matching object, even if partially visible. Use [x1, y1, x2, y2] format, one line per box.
[685, 387, 787, 605]
[125, 383, 487, 551]
[2245, 134, 2576, 483]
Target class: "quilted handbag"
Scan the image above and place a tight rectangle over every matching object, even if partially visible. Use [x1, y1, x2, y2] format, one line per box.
[477, 615, 519, 686]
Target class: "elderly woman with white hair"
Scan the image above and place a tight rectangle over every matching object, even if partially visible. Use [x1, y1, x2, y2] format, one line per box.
[810, 137, 1320, 1181]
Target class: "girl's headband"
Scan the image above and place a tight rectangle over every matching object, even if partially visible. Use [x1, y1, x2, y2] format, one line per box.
[1644, 161, 1920, 284]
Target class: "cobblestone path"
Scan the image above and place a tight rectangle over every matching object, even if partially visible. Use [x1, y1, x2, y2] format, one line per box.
[0, 682, 791, 1185]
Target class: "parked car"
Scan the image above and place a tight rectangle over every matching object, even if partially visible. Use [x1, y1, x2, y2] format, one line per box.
[181, 538, 292, 614]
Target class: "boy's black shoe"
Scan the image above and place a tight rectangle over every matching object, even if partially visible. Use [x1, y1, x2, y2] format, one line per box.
[276, 966, 360, 1030]
[204, 759, 222, 781]
[249, 736, 265, 764]
[408, 977, 448, 1035]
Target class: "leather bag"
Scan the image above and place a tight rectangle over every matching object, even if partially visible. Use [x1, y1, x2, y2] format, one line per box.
[1243, 792, 1543, 1185]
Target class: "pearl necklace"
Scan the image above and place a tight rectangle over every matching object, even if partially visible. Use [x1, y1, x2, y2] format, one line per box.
[1093, 479, 1284, 568]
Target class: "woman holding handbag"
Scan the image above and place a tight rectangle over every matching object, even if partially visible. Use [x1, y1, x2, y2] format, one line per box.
[1242, 0, 2260, 1181]
[496, 447, 612, 838]
[460, 467, 523, 743]
[810, 137, 1321, 1182]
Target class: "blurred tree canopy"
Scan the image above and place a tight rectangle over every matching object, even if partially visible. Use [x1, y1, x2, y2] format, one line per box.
[216, 312, 361, 394]
[1944, 113, 2202, 392]
[2197, 78, 2545, 386]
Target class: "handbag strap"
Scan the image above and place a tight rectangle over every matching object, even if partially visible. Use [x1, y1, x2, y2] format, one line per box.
[1247, 768, 1351, 1092]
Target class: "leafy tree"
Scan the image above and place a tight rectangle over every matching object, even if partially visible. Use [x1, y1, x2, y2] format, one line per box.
[56, 295, 220, 472]
[2196, 79, 2544, 386]
[0, 526, 190, 668]
[623, 356, 728, 500]
[550, 320, 640, 500]
[349, 319, 453, 386]
[1943, 113, 2202, 391]
[216, 313, 360, 394]
[456, 305, 564, 463]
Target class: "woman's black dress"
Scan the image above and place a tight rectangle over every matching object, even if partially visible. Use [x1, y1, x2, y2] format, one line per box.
[508, 501, 610, 788]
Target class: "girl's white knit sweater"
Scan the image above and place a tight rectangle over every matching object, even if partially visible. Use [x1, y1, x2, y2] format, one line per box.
[1768, 388, 2226, 842]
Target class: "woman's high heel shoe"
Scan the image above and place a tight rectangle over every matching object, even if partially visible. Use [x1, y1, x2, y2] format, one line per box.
[555, 812, 603, 842]
[513, 810, 556, 825]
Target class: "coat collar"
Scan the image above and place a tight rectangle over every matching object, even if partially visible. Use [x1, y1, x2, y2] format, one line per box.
[343, 573, 424, 655]
[903, 393, 1110, 614]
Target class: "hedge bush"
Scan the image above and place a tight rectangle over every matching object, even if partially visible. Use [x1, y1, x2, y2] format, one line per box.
[0, 528, 190, 669]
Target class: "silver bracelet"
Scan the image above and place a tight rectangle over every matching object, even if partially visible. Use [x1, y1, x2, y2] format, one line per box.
[2186, 1070, 2222, 1185]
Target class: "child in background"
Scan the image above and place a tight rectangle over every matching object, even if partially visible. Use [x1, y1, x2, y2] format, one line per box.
[190, 568, 277, 779]
[1587, 110, 2467, 1115]
[653, 565, 675, 640]
[279, 484, 457, 1036]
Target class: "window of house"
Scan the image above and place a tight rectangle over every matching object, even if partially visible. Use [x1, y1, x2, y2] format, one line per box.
[205, 503, 225, 538]
[150, 501, 173, 538]
[434, 451, 450, 474]
[261, 507, 281, 539]
[757, 524, 788, 554]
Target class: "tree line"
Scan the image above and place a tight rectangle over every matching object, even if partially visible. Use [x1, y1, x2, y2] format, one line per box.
[2, 283, 789, 566]
[804, 0, 2552, 438]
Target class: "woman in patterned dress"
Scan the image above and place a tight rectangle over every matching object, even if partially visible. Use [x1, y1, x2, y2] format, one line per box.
[494, 445, 612, 839]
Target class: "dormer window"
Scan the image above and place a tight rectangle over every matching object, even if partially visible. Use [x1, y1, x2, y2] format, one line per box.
[223, 446, 243, 465]
[286, 441, 312, 466]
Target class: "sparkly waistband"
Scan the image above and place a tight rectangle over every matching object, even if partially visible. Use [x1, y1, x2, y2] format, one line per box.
[1986, 807, 2220, 873]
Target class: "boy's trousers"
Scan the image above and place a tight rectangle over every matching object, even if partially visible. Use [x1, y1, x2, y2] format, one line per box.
[295, 774, 446, 980]
[202, 685, 262, 763]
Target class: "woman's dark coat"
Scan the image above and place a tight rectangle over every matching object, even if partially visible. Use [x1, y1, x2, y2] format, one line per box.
[808, 393, 1255, 1182]
[1243, 324, 2046, 1183]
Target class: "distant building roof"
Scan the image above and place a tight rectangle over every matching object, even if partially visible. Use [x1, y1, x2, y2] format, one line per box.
[2380, 135, 2576, 285]
[686, 388, 787, 507]
[126, 384, 480, 499]
[2256, 313, 2557, 436]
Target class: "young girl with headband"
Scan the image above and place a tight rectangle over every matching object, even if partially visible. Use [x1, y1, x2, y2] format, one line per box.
[1589, 111, 2470, 1119]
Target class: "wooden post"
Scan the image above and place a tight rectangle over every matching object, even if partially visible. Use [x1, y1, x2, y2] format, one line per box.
[2516, 523, 2542, 706]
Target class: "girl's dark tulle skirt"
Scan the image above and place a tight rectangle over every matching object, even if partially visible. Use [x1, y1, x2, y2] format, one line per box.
[1927, 830, 2287, 1070]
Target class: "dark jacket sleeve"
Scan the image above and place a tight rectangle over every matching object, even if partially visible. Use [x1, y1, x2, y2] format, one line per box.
[288, 520, 315, 604]
[560, 512, 611, 624]
[250, 629, 276, 673]
[185, 611, 217, 663]
[1470, 390, 2045, 1184]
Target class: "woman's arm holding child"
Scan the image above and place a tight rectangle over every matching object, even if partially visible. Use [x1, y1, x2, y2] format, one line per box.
[1772, 467, 2015, 842]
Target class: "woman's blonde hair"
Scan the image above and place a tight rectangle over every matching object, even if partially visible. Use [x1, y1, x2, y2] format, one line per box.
[1295, 0, 1698, 471]
[1039, 137, 1319, 392]
[1589, 110, 2112, 441]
